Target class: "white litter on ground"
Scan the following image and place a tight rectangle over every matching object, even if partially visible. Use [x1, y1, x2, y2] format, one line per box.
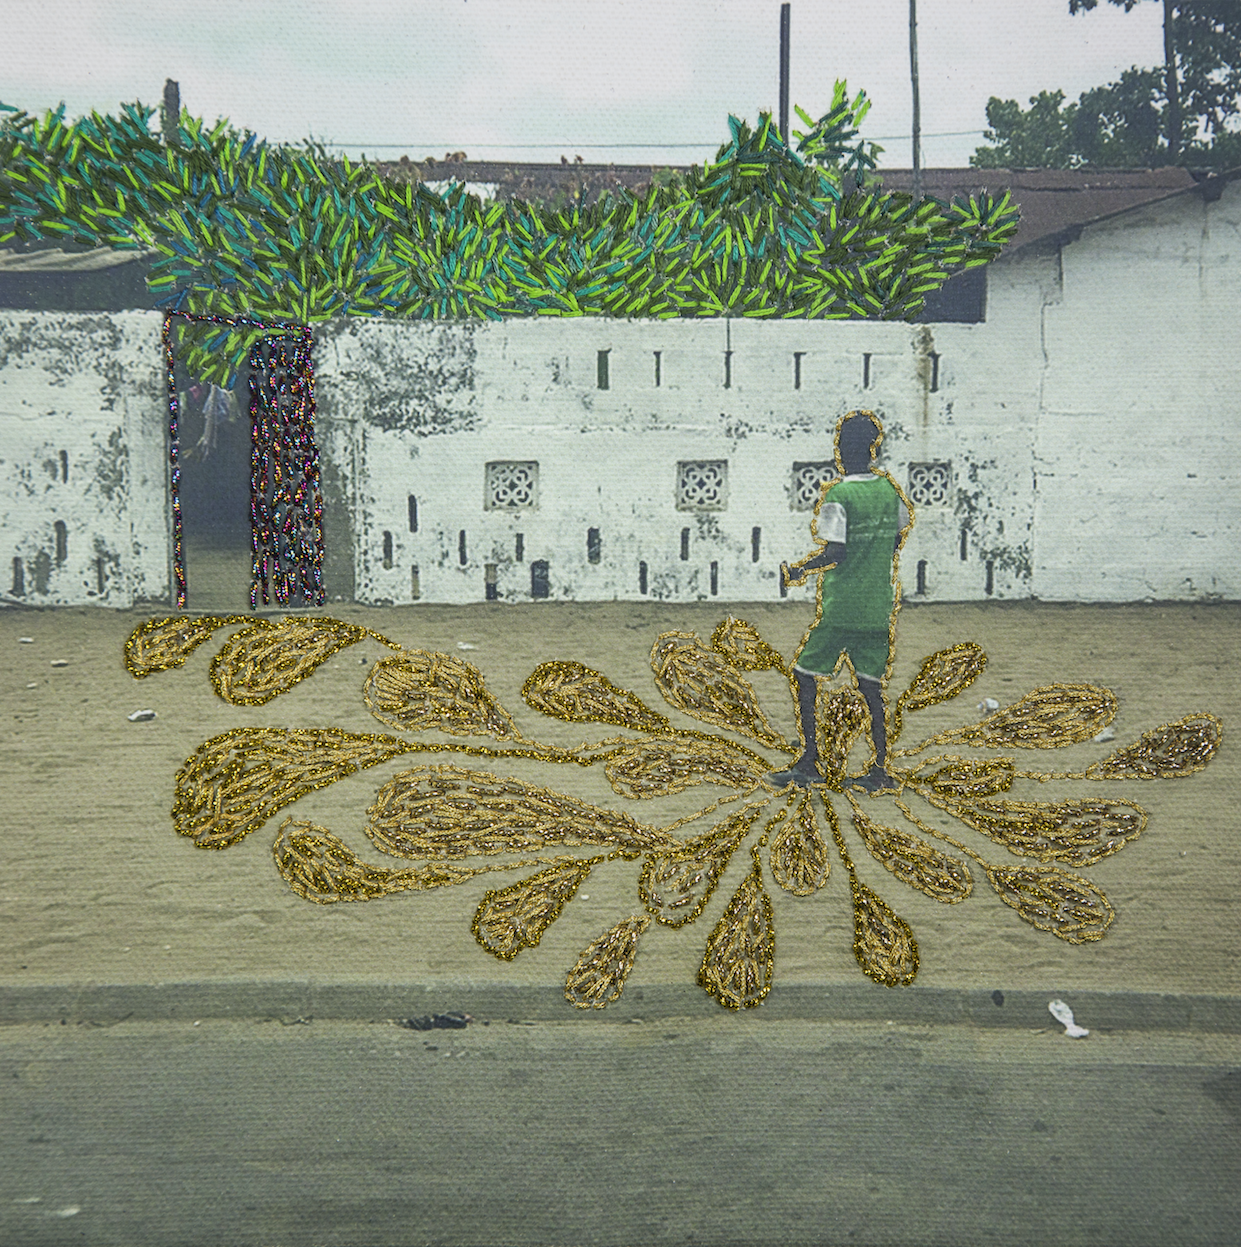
[127, 709, 157, 722]
[1048, 999, 1089, 1038]
[977, 697, 1000, 713]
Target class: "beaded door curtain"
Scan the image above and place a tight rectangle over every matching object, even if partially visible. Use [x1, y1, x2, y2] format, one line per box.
[164, 312, 324, 609]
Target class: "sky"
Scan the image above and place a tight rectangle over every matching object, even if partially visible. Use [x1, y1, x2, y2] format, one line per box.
[2, 0, 1167, 168]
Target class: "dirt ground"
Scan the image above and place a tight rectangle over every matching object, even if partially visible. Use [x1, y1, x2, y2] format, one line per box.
[2, 591, 1237, 1015]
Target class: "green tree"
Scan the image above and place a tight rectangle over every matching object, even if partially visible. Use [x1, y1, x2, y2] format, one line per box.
[1069, 0, 1241, 162]
[971, 90, 1080, 168]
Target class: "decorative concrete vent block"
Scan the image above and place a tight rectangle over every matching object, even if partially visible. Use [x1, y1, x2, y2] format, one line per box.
[907, 461, 952, 506]
[485, 460, 539, 510]
[791, 461, 837, 510]
[676, 460, 728, 511]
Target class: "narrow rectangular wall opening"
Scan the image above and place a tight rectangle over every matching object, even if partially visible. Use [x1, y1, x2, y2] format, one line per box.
[382, 530, 393, 569]
[929, 352, 940, 392]
[531, 559, 550, 599]
[653, 351, 661, 387]
[680, 527, 690, 561]
[408, 495, 418, 532]
[11, 557, 24, 596]
[639, 561, 648, 595]
[485, 563, 498, 601]
[751, 526, 761, 563]
[710, 561, 719, 596]
[411, 564, 421, 600]
[59, 450, 68, 483]
[985, 560, 995, 596]
[793, 352, 804, 390]
[596, 349, 610, 390]
[515, 533, 524, 562]
[723, 351, 733, 389]
[458, 530, 468, 565]
[959, 528, 968, 561]
[862, 352, 872, 389]
[96, 557, 106, 594]
[54, 520, 67, 565]
[916, 559, 927, 595]
[587, 527, 601, 564]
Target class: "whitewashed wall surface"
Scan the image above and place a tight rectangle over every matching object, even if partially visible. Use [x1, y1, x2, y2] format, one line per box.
[2, 179, 1237, 608]
[0, 312, 167, 608]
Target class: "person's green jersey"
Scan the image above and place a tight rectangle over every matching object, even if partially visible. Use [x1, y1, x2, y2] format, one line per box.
[794, 473, 906, 680]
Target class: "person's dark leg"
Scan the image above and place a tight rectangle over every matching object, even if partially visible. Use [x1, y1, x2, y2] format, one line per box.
[854, 674, 897, 791]
[767, 668, 822, 788]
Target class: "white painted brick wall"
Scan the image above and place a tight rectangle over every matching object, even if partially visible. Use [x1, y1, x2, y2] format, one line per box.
[2, 180, 1236, 608]
[0, 312, 168, 608]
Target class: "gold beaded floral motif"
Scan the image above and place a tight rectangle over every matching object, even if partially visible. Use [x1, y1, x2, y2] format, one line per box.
[128, 613, 1222, 1010]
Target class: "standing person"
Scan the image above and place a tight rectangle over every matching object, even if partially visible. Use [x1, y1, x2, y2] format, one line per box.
[769, 410, 913, 792]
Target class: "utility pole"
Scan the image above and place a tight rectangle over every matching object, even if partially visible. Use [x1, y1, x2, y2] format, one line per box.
[162, 79, 180, 145]
[909, 0, 922, 199]
[779, 3, 790, 144]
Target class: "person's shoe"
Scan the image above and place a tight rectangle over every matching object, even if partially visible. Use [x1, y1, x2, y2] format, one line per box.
[849, 765, 900, 793]
[766, 761, 823, 790]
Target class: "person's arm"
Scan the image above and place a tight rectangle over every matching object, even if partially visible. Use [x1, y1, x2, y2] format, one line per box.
[782, 541, 845, 589]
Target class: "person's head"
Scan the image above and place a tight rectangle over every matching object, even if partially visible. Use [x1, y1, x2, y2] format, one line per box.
[835, 410, 883, 475]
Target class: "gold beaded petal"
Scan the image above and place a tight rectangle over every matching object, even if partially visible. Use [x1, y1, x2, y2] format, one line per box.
[1085, 713, 1223, 780]
[603, 736, 768, 800]
[949, 797, 1147, 867]
[564, 914, 652, 1009]
[697, 847, 776, 1010]
[709, 616, 789, 674]
[473, 858, 596, 960]
[521, 660, 670, 733]
[891, 642, 987, 741]
[124, 614, 253, 678]
[639, 804, 767, 927]
[769, 791, 830, 896]
[365, 651, 522, 739]
[210, 617, 381, 706]
[850, 803, 973, 904]
[365, 765, 674, 860]
[650, 631, 790, 750]
[814, 685, 872, 790]
[983, 863, 1115, 943]
[928, 683, 1118, 750]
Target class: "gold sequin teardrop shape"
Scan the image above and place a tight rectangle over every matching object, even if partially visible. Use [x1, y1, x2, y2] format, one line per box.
[915, 755, 1015, 799]
[850, 879, 920, 986]
[983, 863, 1115, 943]
[273, 819, 512, 902]
[769, 791, 830, 896]
[603, 736, 768, 800]
[1085, 713, 1223, 780]
[124, 614, 252, 678]
[851, 804, 973, 903]
[364, 651, 520, 739]
[473, 859, 595, 960]
[650, 631, 789, 750]
[929, 684, 1118, 750]
[709, 617, 789, 674]
[210, 617, 375, 705]
[891, 642, 988, 739]
[174, 728, 414, 849]
[639, 804, 766, 927]
[697, 848, 776, 1009]
[521, 660, 670, 733]
[366, 765, 674, 860]
[815, 685, 871, 789]
[951, 797, 1146, 867]
[564, 914, 652, 1008]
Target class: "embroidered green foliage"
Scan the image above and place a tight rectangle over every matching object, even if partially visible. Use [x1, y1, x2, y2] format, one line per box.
[0, 91, 1020, 384]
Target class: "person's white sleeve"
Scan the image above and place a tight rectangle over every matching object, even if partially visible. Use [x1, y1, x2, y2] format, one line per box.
[813, 501, 847, 545]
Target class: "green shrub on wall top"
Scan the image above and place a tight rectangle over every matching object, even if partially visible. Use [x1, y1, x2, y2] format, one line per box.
[0, 95, 1019, 385]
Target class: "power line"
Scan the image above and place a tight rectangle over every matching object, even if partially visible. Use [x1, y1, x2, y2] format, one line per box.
[321, 129, 986, 151]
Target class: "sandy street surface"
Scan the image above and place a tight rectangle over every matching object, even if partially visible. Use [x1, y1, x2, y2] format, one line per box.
[1, 595, 1237, 1019]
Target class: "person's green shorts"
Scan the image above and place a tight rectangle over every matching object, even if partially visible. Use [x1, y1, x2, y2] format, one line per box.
[794, 624, 890, 681]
